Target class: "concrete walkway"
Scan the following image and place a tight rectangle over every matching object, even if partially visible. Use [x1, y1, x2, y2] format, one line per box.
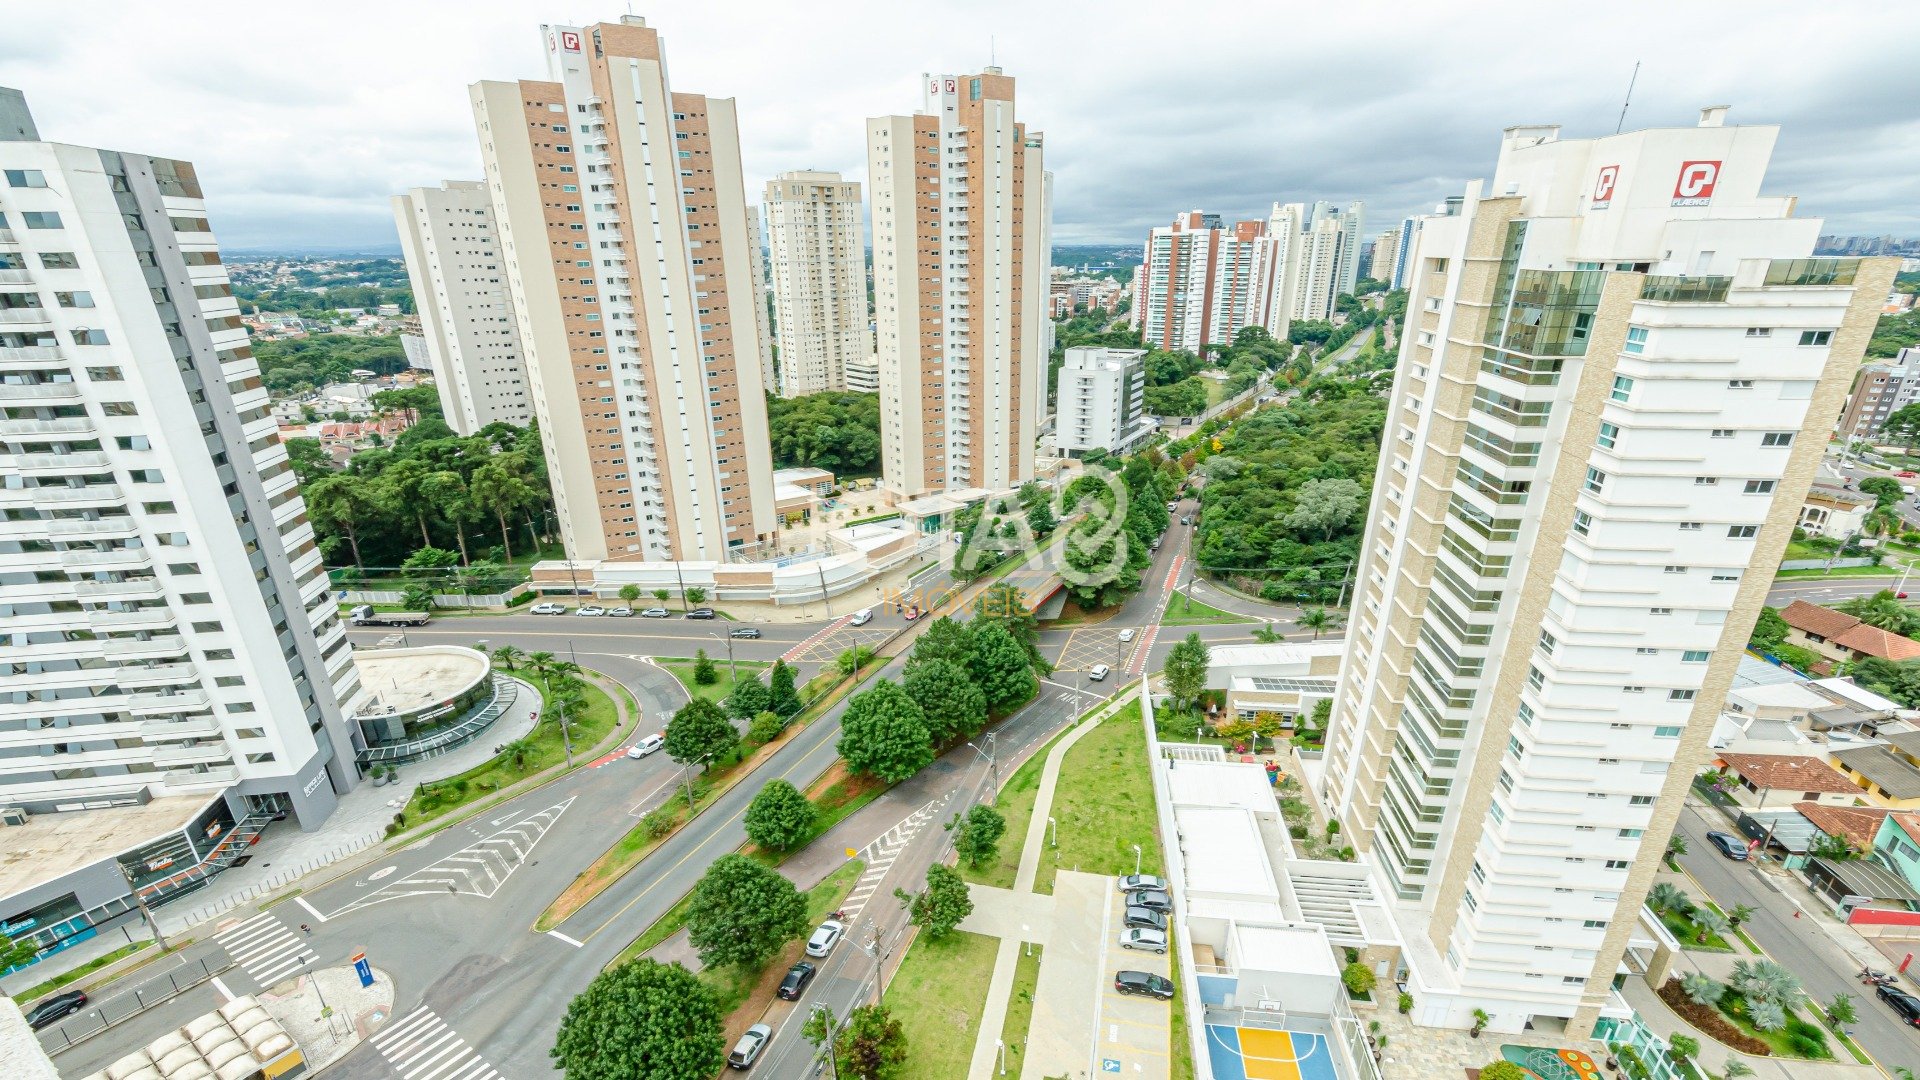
[963, 687, 1138, 1080]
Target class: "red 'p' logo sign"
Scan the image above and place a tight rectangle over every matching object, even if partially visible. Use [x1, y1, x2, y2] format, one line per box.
[559, 30, 581, 52]
[1672, 160, 1721, 206]
[1592, 165, 1619, 208]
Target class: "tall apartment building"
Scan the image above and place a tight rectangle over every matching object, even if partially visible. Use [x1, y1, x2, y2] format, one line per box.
[1368, 229, 1400, 288]
[744, 206, 776, 392]
[869, 69, 1051, 499]
[391, 180, 533, 434]
[1055, 346, 1150, 457]
[1257, 202, 1306, 336]
[1137, 211, 1277, 353]
[0, 89, 362, 826]
[1837, 347, 1920, 437]
[1319, 108, 1894, 1036]
[764, 170, 867, 397]
[1389, 217, 1422, 289]
[471, 17, 777, 562]
[1290, 200, 1365, 322]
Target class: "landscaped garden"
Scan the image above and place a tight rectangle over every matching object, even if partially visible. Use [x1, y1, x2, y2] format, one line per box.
[1036, 700, 1161, 893]
[1659, 959, 1839, 1060]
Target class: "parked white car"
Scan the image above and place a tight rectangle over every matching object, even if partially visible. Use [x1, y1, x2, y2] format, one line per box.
[530, 602, 567, 615]
[627, 732, 665, 759]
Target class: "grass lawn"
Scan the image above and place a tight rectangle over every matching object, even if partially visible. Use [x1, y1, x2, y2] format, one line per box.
[16, 939, 153, 1003]
[1161, 592, 1253, 626]
[1775, 566, 1902, 580]
[1039, 700, 1161, 894]
[998, 944, 1043, 1075]
[885, 929, 1000, 1079]
[1784, 539, 1840, 562]
[400, 670, 619, 829]
[655, 656, 771, 706]
[1170, 944, 1196, 1080]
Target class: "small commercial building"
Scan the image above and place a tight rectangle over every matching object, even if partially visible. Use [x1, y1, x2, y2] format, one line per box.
[1204, 642, 1343, 725]
[1055, 346, 1155, 458]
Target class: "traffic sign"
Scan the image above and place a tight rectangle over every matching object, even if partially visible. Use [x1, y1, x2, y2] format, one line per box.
[351, 951, 374, 988]
[846, 847, 858, 859]
[1102, 1060, 1121, 1073]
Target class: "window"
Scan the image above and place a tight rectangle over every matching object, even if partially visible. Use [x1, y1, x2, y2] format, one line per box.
[1665, 565, 1686, 574]
[1606, 859, 1629, 870]
[100, 400, 137, 415]
[1728, 525, 1758, 538]
[21, 210, 62, 229]
[1584, 467, 1606, 493]
[1610, 375, 1634, 402]
[1597, 422, 1619, 450]
[1584, 919, 1608, 929]
[4, 168, 48, 188]
[1625, 326, 1648, 354]
[1682, 650, 1710, 663]
[39, 252, 79, 269]
[1745, 327, 1772, 338]
[1711, 428, 1735, 438]
[1727, 379, 1754, 389]
[1655, 725, 1684, 737]
[1695, 477, 1717, 486]
[1744, 479, 1775, 494]
[56, 291, 93, 308]
[1572, 509, 1592, 536]
[1636, 647, 1659, 655]
[1624, 686, 1645, 693]
[1650, 607, 1672, 615]
[1538, 630, 1557, 654]
[1669, 689, 1697, 702]
[1761, 432, 1794, 447]
[1680, 521, 1702, 531]
[1632, 795, 1655, 806]
[1800, 330, 1833, 346]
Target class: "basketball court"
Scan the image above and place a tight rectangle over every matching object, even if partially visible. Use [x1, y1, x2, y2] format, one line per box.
[1204, 1024, 1338, 1080]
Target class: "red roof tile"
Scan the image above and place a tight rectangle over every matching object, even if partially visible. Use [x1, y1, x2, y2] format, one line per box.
[1793, 801, 1889, 851]
[1720, 752, 1859, 794]
[1833, 624, 1920, 662]
[1779, 600, 1862, 641]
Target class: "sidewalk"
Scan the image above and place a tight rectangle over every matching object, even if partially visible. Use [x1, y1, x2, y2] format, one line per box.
[964, 688, 1136, 1080]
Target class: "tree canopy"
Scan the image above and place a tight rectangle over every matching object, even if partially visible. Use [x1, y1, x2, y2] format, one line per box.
[684, 854, 809, 971]
[664, 698, 739, 767]
[903, 658, 988, 744]
[901, 863, 973, 939]
[550, 959, 724, 1080]
[744, 779, 817, 852]
[837, 680, 934, 783]
[969, 621, 1040, 714]
[1165, 633, 1211, 710]
[766, 390, 882, 476]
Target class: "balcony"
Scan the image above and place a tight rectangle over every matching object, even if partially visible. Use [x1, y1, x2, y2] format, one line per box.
[152, 741, 232, 767]
[0, 307, 51, 325]
[72, 576, 164, 601]
[161, 764, 237, 790]
[138, 714, 220, 741]
[32, 483, 123, 505]
[1765, 258, 1860, 287]
[1638, 275, 1731, 303]
[46, 516, 138, 539]
[118, 661, 201, 687]
[60, 546, 151, 571]
[0, 345, 63, 368]
[0, 269, 34, 283]
[12, 450, 108, 472]
[107, 635, 189, 661]
[123, 687, 211, 714]
[0, 416, 92, 437]
[88, 607, 177, 632]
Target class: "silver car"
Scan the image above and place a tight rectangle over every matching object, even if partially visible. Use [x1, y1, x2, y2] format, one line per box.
[727, 1023, 771, 1069]
[806, 919, 846, 957]
[1120, 927, 1168, 954]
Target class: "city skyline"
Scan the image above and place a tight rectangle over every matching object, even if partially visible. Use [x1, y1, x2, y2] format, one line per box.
[3, 2, 1914, 250]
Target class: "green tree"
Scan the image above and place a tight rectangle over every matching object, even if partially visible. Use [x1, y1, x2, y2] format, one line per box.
[1838, 590, 1920, 636]
[973, 583, 1043, 666]
[949, 804, 1008, 868]
[685, 586, 708, 606]
[727, 672, 770, 720]
[302, 473, 378, 569]
[767, 659, 802, 717]
[747, 710, 785, 745]
[838, 644, 878, 676]
[664, 698, 737, 767]
[1295, 607, 1341, 639]
[378, 457, 439, 549]
[467, 459, 541, 563]
[692, 649, 719, 686]
[684, 854, 809, 971]
[401, 583, 436, 612]
[402, 545, 460, 571]
[899, 863, 972, 939]
[1680, 973, 1725, 1007]
[1723, 1059, 1755, 1080]
[1165, 632, 1211, 709]
[1648, 882, 1690, 915]
[837, 681, 933, 783]
[906, 617, 976, 672]
[1025, 502, 1057, 536]
[1283, 477, 1364, 541]
[549, 959, 724, 1080]
[1477, 1063, 1527, 1080]
[904, 658, 989, 743]
[619, 583, 642, 603]
[491, 643, 524, 671]
[1749, 606, 1790, 652]
[1691, 907, 1730, 944]
[1341, 961, 1376, 996]
[1859, 476, 1905, 507]
[837, 1004, 910, 1080]
[1827, 992, 1858, 1026]
[421, 470, 477, 564]
[969, 621, 1038, 713]
[3, 932, 40, 970]
[744, 779, 817, 852]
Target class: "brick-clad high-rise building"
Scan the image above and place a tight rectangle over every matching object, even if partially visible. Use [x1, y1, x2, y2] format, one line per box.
[471, 17, 776, 562]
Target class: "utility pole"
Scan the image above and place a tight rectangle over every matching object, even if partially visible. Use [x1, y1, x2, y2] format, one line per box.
[116, 862, 169, 952]
[811, 1004, 842, 1080]
[713, 632, 737, 684]
[674, 562, 689, 611]
[557, 642, 579, 767]
[683, 752, 712, 813]
[816, 561, 833, 617]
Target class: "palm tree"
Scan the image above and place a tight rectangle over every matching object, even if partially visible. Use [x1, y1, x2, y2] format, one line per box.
[1727, 903, 1755, 928]
[492, 644, 524, 672]
[1648, 882, 1690, 915]
[1666, 834, 1689, 860]
[1747, 1000, 1787, 1032]
[1731, 958, 1802, 1008]
[1691, 907, 1731, 945]
[526, 651, 558, 682]
[1296, 608, 1337, 639]
[499, 738, 535, 771]
[1250, 625, 1284, 643]
[1827, 992, 1858, 1026]
[1863, 507, 1903, 541]
[1680, 973, 1725, 1007]
[1723, 1059, 1754, 1079]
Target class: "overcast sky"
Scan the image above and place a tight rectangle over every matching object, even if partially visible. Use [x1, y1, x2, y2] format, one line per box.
[5, 1, 1913, 251]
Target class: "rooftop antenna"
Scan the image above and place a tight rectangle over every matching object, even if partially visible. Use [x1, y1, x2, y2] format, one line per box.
[1615, 60, 1641, 134]
[990, 35, 996, 67]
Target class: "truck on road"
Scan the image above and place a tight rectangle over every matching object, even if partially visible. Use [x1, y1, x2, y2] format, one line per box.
[348, 605, 431, 627]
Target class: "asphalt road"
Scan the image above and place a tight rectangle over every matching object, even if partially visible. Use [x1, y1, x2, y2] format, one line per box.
[1673, 804, 1920, 1072]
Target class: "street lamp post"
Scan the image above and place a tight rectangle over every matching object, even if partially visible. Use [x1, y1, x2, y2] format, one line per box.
[997, 1038, 1006, 1076]
[810, 1004, 841, 1080]
[1048, 815, 1057, 849]
[682, 751, 713, 813]
[1132, 843, 1142, 876]
[115, 862, 169, 952]
[711, 632, 737, 684]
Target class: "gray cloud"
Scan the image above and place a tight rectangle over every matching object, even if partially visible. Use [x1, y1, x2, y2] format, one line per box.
[4, 0, 1911, 250]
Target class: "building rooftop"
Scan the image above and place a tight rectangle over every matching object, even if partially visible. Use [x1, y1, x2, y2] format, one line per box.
[1810, 678, 1902, 714]
[1731, 682, 1832, 711]
[1166, 759, 1280, 812]
[349, 646, 490, 719]
[1779, 600, 1861, 641]
[1719, 752, 1859, 794]
[1833, 624, 1920, 662]
[772, 466, 834, 485]
[1173, 805, 1280, 903]
[1793, 801, 1892, 852]
[1832, 745, 1920, 800]
[0, 795, 212, 901]
[1230, 923, 1342, 980]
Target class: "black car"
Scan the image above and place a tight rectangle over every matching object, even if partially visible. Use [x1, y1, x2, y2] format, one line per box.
[685, 608, 717, 620]
[1706, 831, 1749, 860]
[1114, 970, 1175, 1000]
[1123, 905, 1166, 931]
[1880, 985, 1920, 1027]
[777, 961, 816, 1001]
[26, 990, 87, 1030]
[729, 626, 763, 639]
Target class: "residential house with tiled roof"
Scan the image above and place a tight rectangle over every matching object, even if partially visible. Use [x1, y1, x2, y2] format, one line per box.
[1717, 752, 1861, 810]
[1832, 732, 1920, 810]
[1779, 600, 1866, 665]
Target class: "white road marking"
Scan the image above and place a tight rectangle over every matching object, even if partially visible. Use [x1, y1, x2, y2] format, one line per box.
[325, 797, 574, 918]
[548, 929, 584, 948]
[294, 896, 326, 923]
[213, 912, 315, 988]
[368, 1008, 501, 1080]
[211, 976, 235, 1002]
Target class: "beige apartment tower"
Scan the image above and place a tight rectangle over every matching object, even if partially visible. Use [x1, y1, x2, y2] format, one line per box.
[764, 170, 867, 397]
[470, 17, 776, 563]
[869, 69, 1052, 499]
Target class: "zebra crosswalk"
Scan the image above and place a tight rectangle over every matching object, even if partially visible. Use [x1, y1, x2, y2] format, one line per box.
[368, 1007, 501, 1080]
[842, 797, 944, 918]
[325, 798, 572, 919]
[214, 912, 316, 989]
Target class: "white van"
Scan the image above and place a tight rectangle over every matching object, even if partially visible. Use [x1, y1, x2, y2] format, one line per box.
[627, 732, 665, 759]
[850, 608, 874, 626]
